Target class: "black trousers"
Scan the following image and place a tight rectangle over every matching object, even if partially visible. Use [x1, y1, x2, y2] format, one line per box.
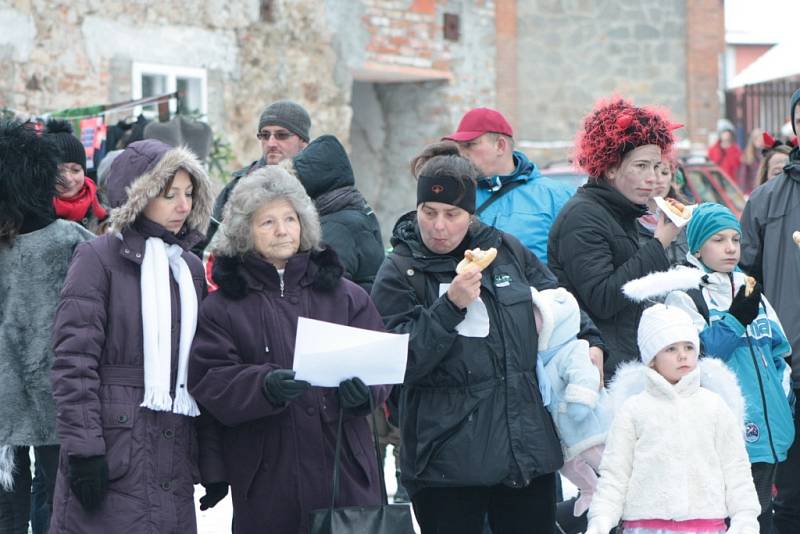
[0, 445, 59, 534]
[774, 388, 800, 534]
[751, 462, 778, 534]
[411, 473, 556, 534]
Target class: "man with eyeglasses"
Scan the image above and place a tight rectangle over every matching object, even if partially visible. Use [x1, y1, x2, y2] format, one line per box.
[208, 100, 311, 242]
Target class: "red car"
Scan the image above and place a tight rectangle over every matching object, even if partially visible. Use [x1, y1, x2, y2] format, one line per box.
[678, 158, 747, 218]
[540, 159, 748, 218]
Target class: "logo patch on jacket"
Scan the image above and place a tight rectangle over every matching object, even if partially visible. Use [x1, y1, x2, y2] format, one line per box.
[744, 421, 760, 443]
[494, 274, 512, 287]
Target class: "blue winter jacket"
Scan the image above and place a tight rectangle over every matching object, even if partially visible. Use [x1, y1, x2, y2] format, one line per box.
[665, 259, 794, 464]
[476, 151, 575, 264]
[531, 288, 610, 460]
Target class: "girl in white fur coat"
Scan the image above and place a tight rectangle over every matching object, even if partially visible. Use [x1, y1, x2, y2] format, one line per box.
[586, 304, 760, 534]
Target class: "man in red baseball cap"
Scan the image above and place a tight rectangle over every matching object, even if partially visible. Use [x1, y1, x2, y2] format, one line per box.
[443, 107, 575, 265]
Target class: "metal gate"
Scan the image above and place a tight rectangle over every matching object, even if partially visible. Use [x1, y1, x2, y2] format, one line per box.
[725, 77, 800, 141]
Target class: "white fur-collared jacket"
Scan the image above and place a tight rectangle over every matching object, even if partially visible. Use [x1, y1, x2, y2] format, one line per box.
[587, 360, 760, 534]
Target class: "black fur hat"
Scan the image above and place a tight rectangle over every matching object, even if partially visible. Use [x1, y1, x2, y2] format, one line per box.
[0, 121, 58, 243]
[44, 119, 87, 172]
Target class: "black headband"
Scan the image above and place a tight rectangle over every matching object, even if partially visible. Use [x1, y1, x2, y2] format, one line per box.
[417, 174, 476, 214]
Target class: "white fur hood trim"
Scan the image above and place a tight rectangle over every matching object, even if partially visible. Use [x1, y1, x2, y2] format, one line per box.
[622, 266, 707, 303]
[108, 146, 212, 234]
[608, 358, 746, 426]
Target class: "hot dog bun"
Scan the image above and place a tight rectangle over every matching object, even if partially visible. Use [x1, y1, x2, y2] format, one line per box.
[665, 198, 690, 219]
[744, 276, 756, 297]
[456, 247, 497, 274]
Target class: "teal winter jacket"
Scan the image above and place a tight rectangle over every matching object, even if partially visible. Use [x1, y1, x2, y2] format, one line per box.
[665, 258, 794, 464]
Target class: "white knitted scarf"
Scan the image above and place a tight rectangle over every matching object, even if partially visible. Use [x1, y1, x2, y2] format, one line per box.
[140, 237, 200, 416]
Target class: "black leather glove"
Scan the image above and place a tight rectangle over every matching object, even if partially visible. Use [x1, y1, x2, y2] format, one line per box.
[262, 369, 311, 405]
[68, 455, 109, 512]
[338, 377, 371, 412]
[729, 282, 762, 327]
[199, 481, 229, 511]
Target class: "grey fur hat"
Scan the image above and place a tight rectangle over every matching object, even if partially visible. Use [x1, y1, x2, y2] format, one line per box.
[258, 100, 311, 142]
[209, 163, 321, 257]
[106, 139, 213, 234]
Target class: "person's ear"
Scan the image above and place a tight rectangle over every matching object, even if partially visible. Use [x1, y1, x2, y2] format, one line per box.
[606, 164, 619, 181]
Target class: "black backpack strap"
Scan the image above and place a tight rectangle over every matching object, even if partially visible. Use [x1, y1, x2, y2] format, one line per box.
[686, 287, 710, 324]
[475, 179, 526, 216]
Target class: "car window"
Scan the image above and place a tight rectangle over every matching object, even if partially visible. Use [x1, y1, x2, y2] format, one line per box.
[686, 170, 725, 205]
[712, 170, 746, 213]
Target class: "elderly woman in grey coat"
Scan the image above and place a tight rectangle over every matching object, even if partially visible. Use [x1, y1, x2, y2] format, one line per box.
[49, 140, 226, 534]
[189, 165, 391, 534]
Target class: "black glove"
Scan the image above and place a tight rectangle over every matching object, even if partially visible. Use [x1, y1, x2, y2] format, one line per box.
[199, 481, 229, 510]
[262, 369, 311, 405]
[338, 377, 371, 412]
[729, 282, 762, 327]
[68, 455, 109, 512]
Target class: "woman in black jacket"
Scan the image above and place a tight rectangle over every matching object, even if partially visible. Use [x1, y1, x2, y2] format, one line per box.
[548, 98, 681, 380]
[370, 143, 604, 534]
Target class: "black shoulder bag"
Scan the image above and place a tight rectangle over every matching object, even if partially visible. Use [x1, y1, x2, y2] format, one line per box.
[308, 394, 416, 534]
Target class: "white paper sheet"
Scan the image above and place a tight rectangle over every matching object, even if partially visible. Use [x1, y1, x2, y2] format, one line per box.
[438, 283, 490, 338]
[292, 317, 409, 387]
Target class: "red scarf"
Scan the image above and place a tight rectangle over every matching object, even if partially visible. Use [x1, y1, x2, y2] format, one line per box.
[53, 177, 108, 223]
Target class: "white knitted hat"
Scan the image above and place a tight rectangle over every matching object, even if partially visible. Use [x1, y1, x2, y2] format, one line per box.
[637, 304, 699, 365]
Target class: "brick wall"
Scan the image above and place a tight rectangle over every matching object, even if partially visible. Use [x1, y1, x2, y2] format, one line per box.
[686, 0, 726, 145]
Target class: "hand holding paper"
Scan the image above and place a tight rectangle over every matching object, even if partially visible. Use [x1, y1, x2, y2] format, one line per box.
[292, 317, 409, 387]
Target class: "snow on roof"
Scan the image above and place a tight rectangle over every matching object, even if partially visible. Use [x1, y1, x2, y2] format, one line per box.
[728, 36, 800, 88]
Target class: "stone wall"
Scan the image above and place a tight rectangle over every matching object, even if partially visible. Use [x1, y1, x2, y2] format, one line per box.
[511, 0, 690, 165]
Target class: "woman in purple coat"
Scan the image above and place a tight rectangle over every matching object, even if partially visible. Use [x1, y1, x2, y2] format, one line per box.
[188, 165, 390, 534]
[49, 140, 226, 533]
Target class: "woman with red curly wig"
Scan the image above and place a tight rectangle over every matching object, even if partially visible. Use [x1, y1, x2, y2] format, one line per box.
[547, 98, 682, 381]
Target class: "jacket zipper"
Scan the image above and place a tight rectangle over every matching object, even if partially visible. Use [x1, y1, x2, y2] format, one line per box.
[730, 274, 778, 462]
[747, 334, 778, 462]
[280, 277, 285, 298]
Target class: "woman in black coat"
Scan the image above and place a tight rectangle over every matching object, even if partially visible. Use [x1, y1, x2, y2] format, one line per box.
[370, 143, 604, 534]
[547, 98, 681, 380]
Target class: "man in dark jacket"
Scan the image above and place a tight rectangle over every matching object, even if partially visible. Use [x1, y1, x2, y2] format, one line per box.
[206, 100, 311, 246]
[290, 135, 384, 293]
[741, 88, 800, 534]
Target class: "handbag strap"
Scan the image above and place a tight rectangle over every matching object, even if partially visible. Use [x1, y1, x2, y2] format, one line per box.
[329, 390, 389, 509]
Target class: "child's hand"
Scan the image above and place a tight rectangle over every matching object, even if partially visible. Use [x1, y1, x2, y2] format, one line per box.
[729, 282, 762, 326]
[567, 402, 592, 422]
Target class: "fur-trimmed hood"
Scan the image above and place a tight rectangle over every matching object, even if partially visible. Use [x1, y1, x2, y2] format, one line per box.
[106, 139, 212, 235]
[212, 247, 344, 300]
[608, 358, 746, 426]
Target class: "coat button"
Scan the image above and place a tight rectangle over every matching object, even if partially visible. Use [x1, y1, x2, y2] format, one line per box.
[117, 414, 129, 424]
[160, 481, 171, 491]
[124, 248, 130, 254]
[406, 269, 414, 276]
[306, 407, 316, 416]
[135, 253, 142, 258]
[163, 429, 174, 439]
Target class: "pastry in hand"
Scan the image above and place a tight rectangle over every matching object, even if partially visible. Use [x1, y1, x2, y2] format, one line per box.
[456, 247, 497, 274]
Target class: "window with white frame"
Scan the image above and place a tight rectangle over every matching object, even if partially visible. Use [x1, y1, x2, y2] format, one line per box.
[132, 63, 207, 119]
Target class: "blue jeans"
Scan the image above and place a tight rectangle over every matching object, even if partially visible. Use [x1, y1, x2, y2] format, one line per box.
[0, 445, 59, 534]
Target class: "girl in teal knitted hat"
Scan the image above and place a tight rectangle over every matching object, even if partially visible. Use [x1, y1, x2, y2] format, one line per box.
[664, 202, 794, 532]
